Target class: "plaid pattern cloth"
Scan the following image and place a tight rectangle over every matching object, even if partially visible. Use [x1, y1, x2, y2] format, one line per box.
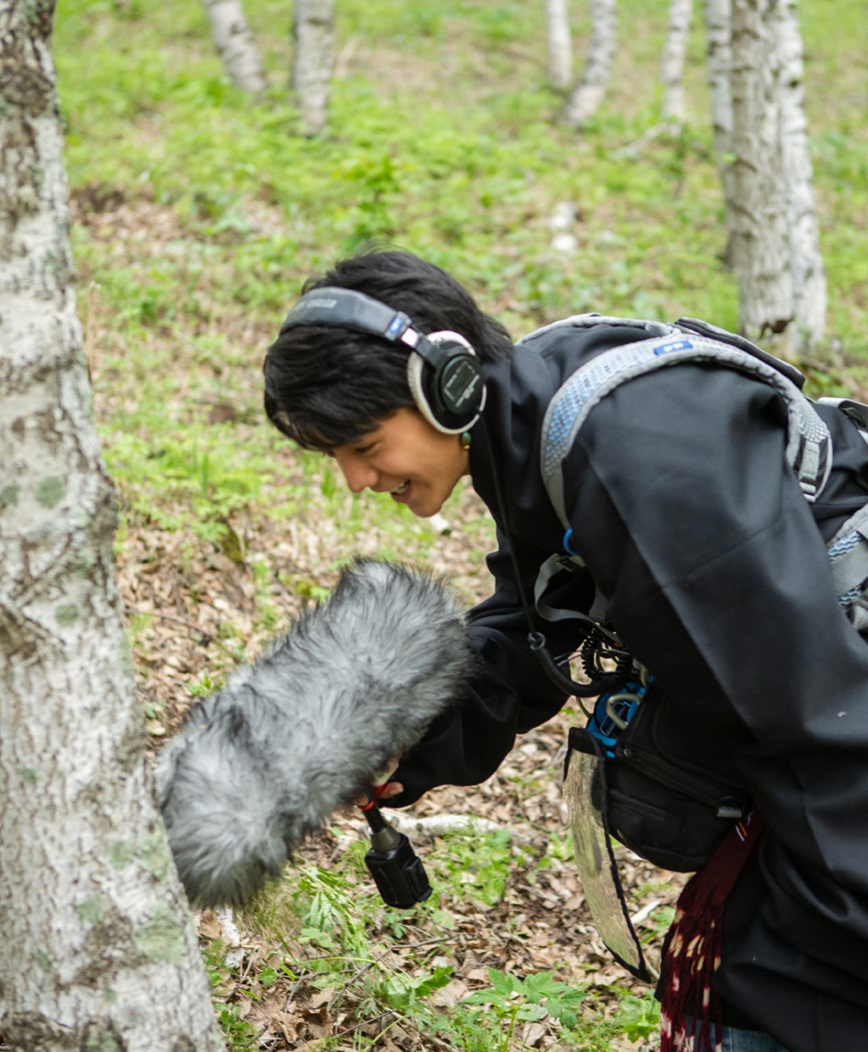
[660, 813, 766, 1052]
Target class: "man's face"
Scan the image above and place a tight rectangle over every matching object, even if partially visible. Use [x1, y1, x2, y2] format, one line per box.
[329, 408, 470, 519]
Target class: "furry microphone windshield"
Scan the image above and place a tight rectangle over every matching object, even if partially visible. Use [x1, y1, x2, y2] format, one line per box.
[155, 559, 473, 909]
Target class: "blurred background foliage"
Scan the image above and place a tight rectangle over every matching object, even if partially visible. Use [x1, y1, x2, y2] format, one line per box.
[57, 0, 867, 351]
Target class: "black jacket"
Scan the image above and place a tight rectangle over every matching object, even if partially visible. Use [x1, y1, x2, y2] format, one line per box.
[391, 320, 868, 1049]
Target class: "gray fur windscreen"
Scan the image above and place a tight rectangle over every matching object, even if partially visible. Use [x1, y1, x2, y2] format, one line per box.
[155, 559, 473, 908]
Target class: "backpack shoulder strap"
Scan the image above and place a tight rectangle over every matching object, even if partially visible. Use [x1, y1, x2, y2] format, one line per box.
[517, 312, 675, 347]
[540, 326, 832, 531]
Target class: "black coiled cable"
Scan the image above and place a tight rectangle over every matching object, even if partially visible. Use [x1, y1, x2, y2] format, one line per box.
[528, 626, 633, 703]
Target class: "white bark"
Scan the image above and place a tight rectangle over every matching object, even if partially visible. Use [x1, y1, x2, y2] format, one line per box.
[776, 0, 826, 347]
[545, 0, 574, 92]
[389, 813, 507, 839]
[702, 0, 737, 269]
[728, 0, 825, 351]
[202, 0, 266, 93]
[0, 4, 226, 1050]
[293, 0, 335, 137]
[561, 0, 617, 128]
[660, 0, 693, 123]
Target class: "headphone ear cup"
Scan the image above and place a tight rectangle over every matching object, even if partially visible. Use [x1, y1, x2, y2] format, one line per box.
[406, 331, 485, 434]
[406, 351, 444, 433]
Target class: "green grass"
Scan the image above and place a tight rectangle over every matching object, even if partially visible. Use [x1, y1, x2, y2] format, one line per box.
[50, 0, 868, 1047]
[57, 0, 868, 561]
[239, 837, 600, 1052]
[56, 0, 867, 353]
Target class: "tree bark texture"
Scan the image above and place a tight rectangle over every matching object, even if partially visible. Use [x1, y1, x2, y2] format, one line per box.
[202, 0, 266, 93]
[292, 0, 335, 137]
[545, 0, 574, 93]
[660, 0, 693, 123]
[728, 0, 826, 351]
[0, 4, 226, 1050]
[701, 0, 737, 267]
[774, 0, 826, 348]
[561, 0, 617, 128]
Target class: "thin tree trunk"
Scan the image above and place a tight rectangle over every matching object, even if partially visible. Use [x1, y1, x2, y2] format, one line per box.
[293, 0, 335, 137]
[701, 0, 737, 267]
[202, 0, 266, 93]
[730, 0, 790, 338]
[561, 0, 617, 128]
[776, 0, 826, 348]
[660, 0, 693, 124]
[729, 0, 825, 351]
[545, 0, 574, 92]
[0, 4, 226, 1049]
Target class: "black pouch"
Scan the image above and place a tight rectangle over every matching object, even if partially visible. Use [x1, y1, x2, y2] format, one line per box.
[568, 686, 750, 872]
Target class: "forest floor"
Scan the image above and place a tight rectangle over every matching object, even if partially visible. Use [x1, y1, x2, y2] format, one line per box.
[120, 496, 684, 1051]
[99, 254, 684, 1049]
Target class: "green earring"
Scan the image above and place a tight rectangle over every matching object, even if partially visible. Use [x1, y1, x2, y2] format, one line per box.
[460, 431, 472, 451]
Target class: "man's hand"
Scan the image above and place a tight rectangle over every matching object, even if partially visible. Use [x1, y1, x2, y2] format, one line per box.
[355, 757, 403, 805]
[373, 779, 404, 801]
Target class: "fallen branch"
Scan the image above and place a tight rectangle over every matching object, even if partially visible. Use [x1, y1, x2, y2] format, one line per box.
[388, 812, 511, 839]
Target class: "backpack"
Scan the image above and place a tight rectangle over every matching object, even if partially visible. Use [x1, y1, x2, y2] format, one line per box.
[528, 315, 868, 871]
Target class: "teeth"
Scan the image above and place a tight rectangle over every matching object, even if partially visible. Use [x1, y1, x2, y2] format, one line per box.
[392, 482, 410, 495]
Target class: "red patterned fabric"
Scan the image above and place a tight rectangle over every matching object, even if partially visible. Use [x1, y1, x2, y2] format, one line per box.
[660, 814, 766, 1052]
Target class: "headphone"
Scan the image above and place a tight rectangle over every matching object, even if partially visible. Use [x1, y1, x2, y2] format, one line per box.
[279, 286, 486, 435]
[280, 287, 590, 709]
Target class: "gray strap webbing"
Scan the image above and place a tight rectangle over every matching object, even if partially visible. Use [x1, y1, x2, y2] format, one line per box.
[818, 396, 868, 437]
[534, 552, 612, 629]
[816, 396, 868, 624]
[827, 504, 868, 631]
[540, 331, 832, 531]
[534, 553, 584, 623]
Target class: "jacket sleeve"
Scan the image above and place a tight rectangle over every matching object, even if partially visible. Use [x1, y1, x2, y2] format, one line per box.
[562, 362, 868, 1034]
[388, 527, 591, 807]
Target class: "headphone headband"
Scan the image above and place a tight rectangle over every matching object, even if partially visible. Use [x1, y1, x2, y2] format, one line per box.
[282, 287, 416, 345]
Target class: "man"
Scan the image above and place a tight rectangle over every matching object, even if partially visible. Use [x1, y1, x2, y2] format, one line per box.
[264, 248, 868, 1051]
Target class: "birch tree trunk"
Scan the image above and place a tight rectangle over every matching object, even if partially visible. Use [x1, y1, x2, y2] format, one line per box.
[729, 0, 826, 351]
[202, 0, 266, 93]
[701, 0, 737, 266]
[293, 0, 335, 137]
[561, 0, 617, 128]
[775, 0, 826, 348]
[0, 4, 226, 1050]
[660, 0, 693, 124]
[545, 0, 574, 92]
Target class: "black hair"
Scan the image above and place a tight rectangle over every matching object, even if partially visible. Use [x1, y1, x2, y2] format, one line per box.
[263, 249, 513, 450]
